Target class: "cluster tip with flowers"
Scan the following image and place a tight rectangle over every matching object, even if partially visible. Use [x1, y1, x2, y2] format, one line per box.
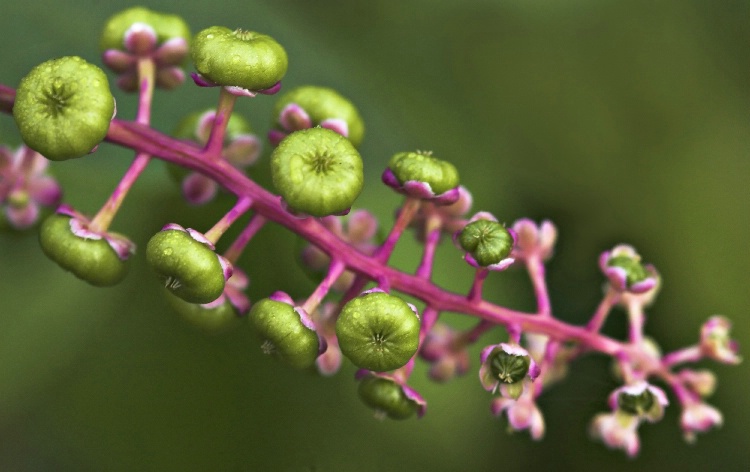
[0, 5, 741, 459]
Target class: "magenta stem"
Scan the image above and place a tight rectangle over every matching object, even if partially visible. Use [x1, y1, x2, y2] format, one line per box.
[223, 213, 267, 263]
[204, 196, 253, 244]
[626, 298, 645, 345]
[468, 268, 489, 302]
[526, 254, 551, 316]
[301, 259, 347, 314]
[89, 58, 155, 233]
[662, 345, 703, 368]
[461, 319, 496, 345]
[375, 197, 421, 263]
[586, 287, 620, 332]
[203, 87, 237, 158]
[415, 216, 442, 279]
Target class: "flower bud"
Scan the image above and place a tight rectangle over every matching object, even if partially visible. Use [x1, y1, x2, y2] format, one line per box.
[146, 224, 230, 304]
[100, 7, 190, 53]
[336, 289, 420, 372]
[191, 26, 287, 92]
[250, 297, 323, 369]
[13, 57, 115, 161]
[609, 381, 669, 423]
[599, 244, 658, 294]
[271, 127, 363, 217]
[700, 315, 742, 365]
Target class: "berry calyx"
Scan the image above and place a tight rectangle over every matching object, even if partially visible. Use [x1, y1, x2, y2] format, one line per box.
[13, 57, 115, 161]
[250, 296, 323, 369]
[191, 26, 288, 92]
[271, 127, 364, 217]
[146, 224, 231, 304]
[336, 289, 420, 372]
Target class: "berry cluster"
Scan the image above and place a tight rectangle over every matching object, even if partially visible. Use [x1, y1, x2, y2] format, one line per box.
[0, 7, 741, 458]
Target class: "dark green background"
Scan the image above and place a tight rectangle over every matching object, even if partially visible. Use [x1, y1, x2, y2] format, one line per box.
[1, 1, 748, 470]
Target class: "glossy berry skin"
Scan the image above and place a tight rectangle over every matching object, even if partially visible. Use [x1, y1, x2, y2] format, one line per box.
[271, 127, 363, 217]
[249, 298, 321, 369]
[458, 219, 514, 267]
[358, 375, 420, 420]
[191, 26, 287, 91]
[13, 56, 115, 161]
[39, 214, 129, 287]
[146, 229, 226, 304]
[336, 290, 420, 372]
[99, 6, 191, 52]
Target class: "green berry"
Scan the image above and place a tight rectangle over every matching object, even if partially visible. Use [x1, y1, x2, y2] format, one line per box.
[358, 376, 419, 420]
[146, 229, 226, 304]
[250, 298, 321, 369]
[273, 85, 365, 146]
[458, 219, 514, 267]
[13, 57, 114, 161]
[271, 127, 363, 217]
[618, 389, 656, 416]
[39, 214, 129, 287]
[99, 6, 191, 51]
[388, 151, 459, 195]
[191, 26, 288, 91]
[336, 291, 420, 372]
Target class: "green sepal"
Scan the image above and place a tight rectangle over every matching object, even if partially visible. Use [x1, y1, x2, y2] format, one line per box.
[146, 229, 226, 304]
[191, 26, 288, 91]
[358, 376, 419, 420]
[458, 219, 514, 267]
[13, 57, 114, 161]
[164, 290, 244, 334]
[100, 6, 191, 52]
[388, 151, 459, 195]
[273, 85, 365, 147]
[249, 298, 320, 369]
[271, 127, 363, 217]
[336, 291, 420, 372]
[39, 214, 129, 287]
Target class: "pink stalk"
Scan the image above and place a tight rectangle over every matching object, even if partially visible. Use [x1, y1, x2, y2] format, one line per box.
[468, 268, 489, 302]
[526, 254, 551, 316]
[203, 87, 237, 158]
[203, 196, 253, 244]
[301, 259, 347, 314]
[89, 58, 155, 233]
[415, 219, 442, 279]
[222, 214, 267, 263]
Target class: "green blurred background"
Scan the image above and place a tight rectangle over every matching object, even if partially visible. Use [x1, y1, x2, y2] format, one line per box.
[1, 0, 748, 470]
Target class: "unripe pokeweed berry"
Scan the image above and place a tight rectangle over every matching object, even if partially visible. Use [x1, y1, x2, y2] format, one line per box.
[458, 219, 514, 267]
[358, 375, 420, 420]
[271, 127, 364, 217]
[250, 297, 321, 369]
[39, 213, 129, 286]
[489, 349, 531, 385]
[272, 85, 365, 147]
[607, 255, 648, 287]
[336, 290, 420, 372]
[146, 227, 228, 304]
[191, 26, 288, 91]
[99, 6, 191, 52]
[388, 151, 459, 196]
[13, 57, 115, 161]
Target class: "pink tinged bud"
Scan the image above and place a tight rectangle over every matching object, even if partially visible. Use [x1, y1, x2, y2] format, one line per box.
[124, 22, 158, 56]
[491, 390, 546, 440]
[346, 209, 378, 243]
[511, 218, 558, 261]
[28, 175, 62, 206]
[182, 173, 218, 205]
[268, 129, 287, 147]
[156, 67, 185, 90]
[196, 110, 216, 143]
[153, 37, 189, 66]
[222, 270, 251, 316]
[320, 118, 349, 137]
[279, 103, 312, 131]
[116, 72, 139, 92]
[590, 411, 641, 457]
[700, 316, 742, 365]
[677, 369, 717, 398]
[681, 402, 723, 443]
[224, 134, 261, 167]
[5, 200, 39, 229]
[102, 49, 136, 73]
[316, 342, 342, 376]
